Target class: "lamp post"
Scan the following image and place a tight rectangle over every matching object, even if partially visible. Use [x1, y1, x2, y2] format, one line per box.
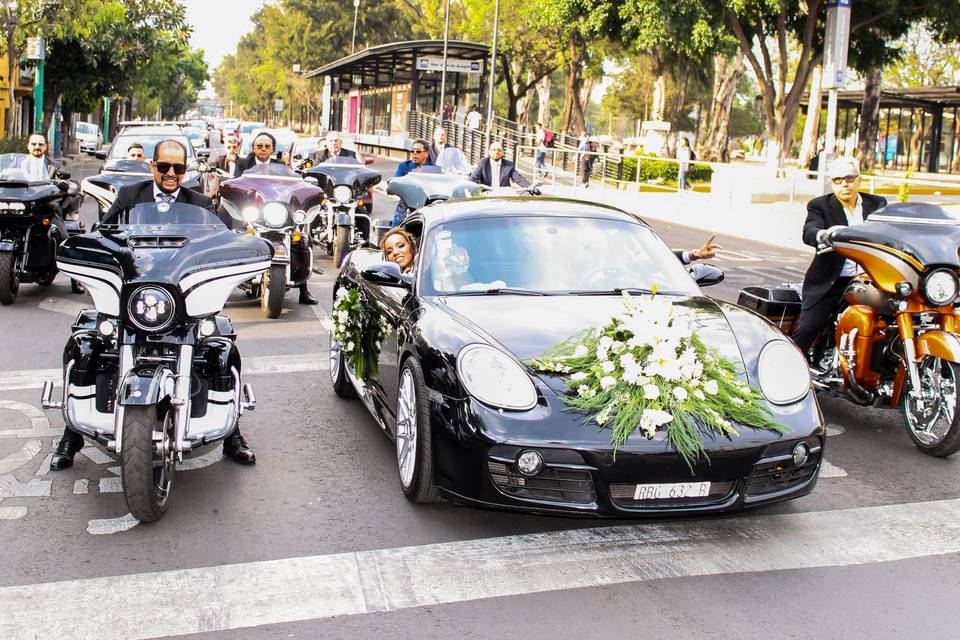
[438, 0, 450, 121]
[351, 0, 360, 55]
[484, 0, 500, 149]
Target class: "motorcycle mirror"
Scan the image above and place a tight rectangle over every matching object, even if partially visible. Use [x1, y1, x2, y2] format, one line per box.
[55, 169, 71, 180]
[361, 261, 413, 288]
[197, 149, 211, 160]
[689, 262, 724, 287]
[304, 176, 319, 186]
[363, 157, 375, 165]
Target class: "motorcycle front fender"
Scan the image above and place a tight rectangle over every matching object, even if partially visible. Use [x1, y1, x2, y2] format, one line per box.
[0, 241, 14, 252]
[335, 213, 352, 226]
[916, 331, 960, 363]
[117, 365, 175, 407]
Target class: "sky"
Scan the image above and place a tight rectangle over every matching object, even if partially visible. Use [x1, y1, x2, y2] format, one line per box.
[183, 0, 265, 97]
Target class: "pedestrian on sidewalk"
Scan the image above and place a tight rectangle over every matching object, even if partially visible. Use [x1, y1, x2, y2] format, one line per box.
[580, 137, 598, 188]
[534, 123, 549, 179]
[676, 137, 692, 190]
[466, 105, 482, 130]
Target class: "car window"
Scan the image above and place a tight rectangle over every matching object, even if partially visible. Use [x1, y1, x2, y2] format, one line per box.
[109, 134, 196, 161]
[419, 215, 699, 296]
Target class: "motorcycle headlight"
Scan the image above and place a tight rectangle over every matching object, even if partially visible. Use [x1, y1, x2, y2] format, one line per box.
[456, 344, 537, 410]
[241, 206, 260, 223]
[923, 269, 959, 306]
[127, 286, 176, 332]
[757, 340, 810, 405]
[292, 209, 307, 224]
[333, 185, 353, 202]
[262, 202, 288, 227]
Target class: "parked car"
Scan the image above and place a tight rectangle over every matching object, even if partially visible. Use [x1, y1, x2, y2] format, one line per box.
[330, 196, 824, 516]
[75, 121, 102, 154]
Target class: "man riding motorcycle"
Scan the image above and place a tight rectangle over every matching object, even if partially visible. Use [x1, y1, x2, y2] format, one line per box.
[25, 132, 69, 240]
[312, 132, 356, 164]
[793, 156, 888, 355]
[51, 139, 257, 469]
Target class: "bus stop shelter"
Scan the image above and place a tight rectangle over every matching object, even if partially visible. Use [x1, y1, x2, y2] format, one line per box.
[304, 40, 490, 138]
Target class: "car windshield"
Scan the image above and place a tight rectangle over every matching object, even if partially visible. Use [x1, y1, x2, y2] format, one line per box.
[109, 134, 196, 161]
[0, 153, 51, 184]
[125, 202, 223, 226]
[239, 122, 264, 134]
[186, 129, 203, 140]
[419, 215, 699, 296]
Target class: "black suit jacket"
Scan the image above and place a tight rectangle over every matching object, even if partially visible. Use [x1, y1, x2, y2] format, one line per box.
[233, 154, 284, 177]
[101, 179, 219, 225]
[213, 154, 237, 174]
[800, 191, 887, 310]
[469, 157, 530, 188]
[312, 148, 357, 164]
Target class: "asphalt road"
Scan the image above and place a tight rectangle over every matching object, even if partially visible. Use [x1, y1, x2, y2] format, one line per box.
[0, 152, 958, 640]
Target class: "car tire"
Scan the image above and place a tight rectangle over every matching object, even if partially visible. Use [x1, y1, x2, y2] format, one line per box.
[329, 323, 357, 399]
[396, 357, 438, 503]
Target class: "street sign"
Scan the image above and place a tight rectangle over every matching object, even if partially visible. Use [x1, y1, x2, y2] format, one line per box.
[416, 56, 481, 74]
[274, 99, 284, 112]
[823, 0, 851, 89]
[25, 37, 45, 61]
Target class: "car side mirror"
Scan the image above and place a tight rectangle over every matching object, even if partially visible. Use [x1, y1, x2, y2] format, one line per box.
[94, 151, 107, 160]
[361, 261, 413, 288]
[689, 262, 724, 286]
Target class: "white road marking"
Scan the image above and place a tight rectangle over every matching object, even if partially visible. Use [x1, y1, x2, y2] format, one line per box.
[0, 401, 56, 438]
[826, 423, 846, 436]
[0, 506, 27, 520]
[78, 446, 114, 465]
[0, 439, 42, 474]
[73, 479, 88, 495]
[98, 477, 122, 494]
[0, 475, 51, 500]
[86, 513, 139, 536]
[5, 497, 960, 638]
[310, 303, 332, 326]
[38, 296, 87, 318]
[820, 459, 848, 478]
[0, 352, 327, 393]
[178, 449, 225, 471]
[33, 453, 51, 477]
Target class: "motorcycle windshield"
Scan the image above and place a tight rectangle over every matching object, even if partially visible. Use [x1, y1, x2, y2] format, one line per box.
[306, 162, 381, 195]
[838, 203, 960, 268]
[240, 163, 300, 179]
[0, 153, 51, 185]
[387, 172, 483, 210]
[60, 203, 273, 285]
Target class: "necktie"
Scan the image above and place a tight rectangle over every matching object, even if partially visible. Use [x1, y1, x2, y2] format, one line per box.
[156, 193, 174, 205]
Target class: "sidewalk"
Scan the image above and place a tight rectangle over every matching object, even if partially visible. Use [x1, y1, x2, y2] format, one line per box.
[542, 184, 813, 253]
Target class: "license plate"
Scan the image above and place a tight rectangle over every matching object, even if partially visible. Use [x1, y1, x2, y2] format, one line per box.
[633, 481, 711, 500]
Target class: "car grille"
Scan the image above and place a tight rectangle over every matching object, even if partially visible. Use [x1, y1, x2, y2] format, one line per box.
[744, 437, 822, 497]
[608, 481, 736, 509]
[487, 460, 596, 504]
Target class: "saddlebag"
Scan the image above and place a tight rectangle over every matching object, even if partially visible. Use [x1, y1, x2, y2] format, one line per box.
[738, 285, 802, 334]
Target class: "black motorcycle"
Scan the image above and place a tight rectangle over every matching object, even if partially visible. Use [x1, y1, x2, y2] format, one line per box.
[42, 203, 271, 522]
[0, 153, 84, 303]
[303, 157, 381, 268]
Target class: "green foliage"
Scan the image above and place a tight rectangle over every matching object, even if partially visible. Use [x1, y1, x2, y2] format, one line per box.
[0, 136, 28, 154]
[331, 287, 392, 381]
[616, 155, 713, 183]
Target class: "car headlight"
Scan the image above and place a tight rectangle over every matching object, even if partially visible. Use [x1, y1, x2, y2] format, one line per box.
[127, 286, 176, 332]
[456, 344, 537, 410]
[262, 202, 288, 227]
[757, 340, 810, 405]
[333, 185, 353, 202]
[923, 269, 959, 306]
[241, 206, 259, 223]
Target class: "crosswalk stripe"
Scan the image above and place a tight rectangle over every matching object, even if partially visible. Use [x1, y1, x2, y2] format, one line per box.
[0, 352, 325, 391]
[2, 497, 960, 639]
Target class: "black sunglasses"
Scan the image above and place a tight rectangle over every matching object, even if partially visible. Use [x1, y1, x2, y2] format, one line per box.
[830, 174, 859, 185]
[411, 147, 427, 153]
[155, 161, 187, 175]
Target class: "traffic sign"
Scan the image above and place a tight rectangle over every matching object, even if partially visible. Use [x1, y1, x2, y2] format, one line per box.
[823, 1, 851, 89]
[25, 38, 45, 61]
[274, 99, 284, 112]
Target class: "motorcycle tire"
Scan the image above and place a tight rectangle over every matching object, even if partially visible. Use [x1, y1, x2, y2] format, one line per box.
[396, 357, 438, 503]
[261, 264, 286, 319]
[903, 357, 960, 458]
[333, 225, 350, 270]
[36, 272, 56, 286]
[0, 252, 19, 305]
[71, 279, 84, 295]
[120, 405, 174, 523]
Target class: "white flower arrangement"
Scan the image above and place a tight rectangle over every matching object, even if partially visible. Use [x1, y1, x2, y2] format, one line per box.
[530, 292, 787, 469]
[330, 287, 392, 381]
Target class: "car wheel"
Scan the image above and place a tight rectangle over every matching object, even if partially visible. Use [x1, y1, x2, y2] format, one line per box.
[396, 357, 438, 502]
[329, 327, 357, 399]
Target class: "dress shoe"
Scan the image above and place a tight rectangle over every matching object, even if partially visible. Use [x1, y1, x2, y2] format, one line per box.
[50, 432, 84, 470]
[298, 288, 319, 305]
[223, 431, 256, 464]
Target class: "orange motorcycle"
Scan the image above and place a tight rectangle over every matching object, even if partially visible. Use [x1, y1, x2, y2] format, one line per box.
[740, 202, 960, 457]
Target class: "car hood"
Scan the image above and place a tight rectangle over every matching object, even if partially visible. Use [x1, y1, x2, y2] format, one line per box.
[437, 294, 746, 396]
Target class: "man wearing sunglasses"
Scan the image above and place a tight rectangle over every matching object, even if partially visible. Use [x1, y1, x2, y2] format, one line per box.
[793, 156, 888, 354]
[234, 131, 283, 177]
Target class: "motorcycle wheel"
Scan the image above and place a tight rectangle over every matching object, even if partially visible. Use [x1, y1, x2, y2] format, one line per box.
[903, 357, 960, 457]
[329, 328, 357, 399]
[71, 279, 84, 294]
[120, 405, 175, 523]
[261, 264, 286, 319]
[0, 252, 19, 305]
[36, 272, 56, 286]
[333, 225, 350, 269]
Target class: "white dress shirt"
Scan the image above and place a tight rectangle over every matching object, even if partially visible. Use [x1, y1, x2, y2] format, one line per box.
[489, 158, 501, 185]
[839, 194, 864, 277]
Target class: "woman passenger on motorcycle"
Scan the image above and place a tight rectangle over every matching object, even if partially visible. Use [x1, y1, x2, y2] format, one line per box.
[381, 228, 417, 274]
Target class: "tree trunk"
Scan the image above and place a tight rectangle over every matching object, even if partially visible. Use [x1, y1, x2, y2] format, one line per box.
[695, 53, 745, 163]
[580, 77, 595, 125]
[536, 75, 551, 128]
[501, 56, 519, 122]
[515, 69, 535, 128]
[909, 107, 923, 171]
[560, 32, 587, 136]
[856, 67, 882, 172]
[798, 66, 823, 170]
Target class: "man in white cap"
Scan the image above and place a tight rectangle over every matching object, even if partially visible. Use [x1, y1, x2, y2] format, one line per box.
[793, 156, 888, 353]
[470, 141, 530, 188]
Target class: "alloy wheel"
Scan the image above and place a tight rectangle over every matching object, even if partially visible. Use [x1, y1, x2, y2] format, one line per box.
[396, 368, 418, 489]
[905, 358, 958, 446]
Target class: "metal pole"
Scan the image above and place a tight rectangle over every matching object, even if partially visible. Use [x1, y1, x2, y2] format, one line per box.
[438, 0, 450, 121]
[484, 0, 500, 150]
[821, 87, 838, 186]
[351, 0, 360, 55]
[33, 58, 43, 133]
[102, 96, 111, 144]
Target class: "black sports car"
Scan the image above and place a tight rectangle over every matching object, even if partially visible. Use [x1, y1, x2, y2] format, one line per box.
[330, 197, 824, 516]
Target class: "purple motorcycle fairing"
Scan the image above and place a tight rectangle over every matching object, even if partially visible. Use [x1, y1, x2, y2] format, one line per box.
[218, 163, 325, 215]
